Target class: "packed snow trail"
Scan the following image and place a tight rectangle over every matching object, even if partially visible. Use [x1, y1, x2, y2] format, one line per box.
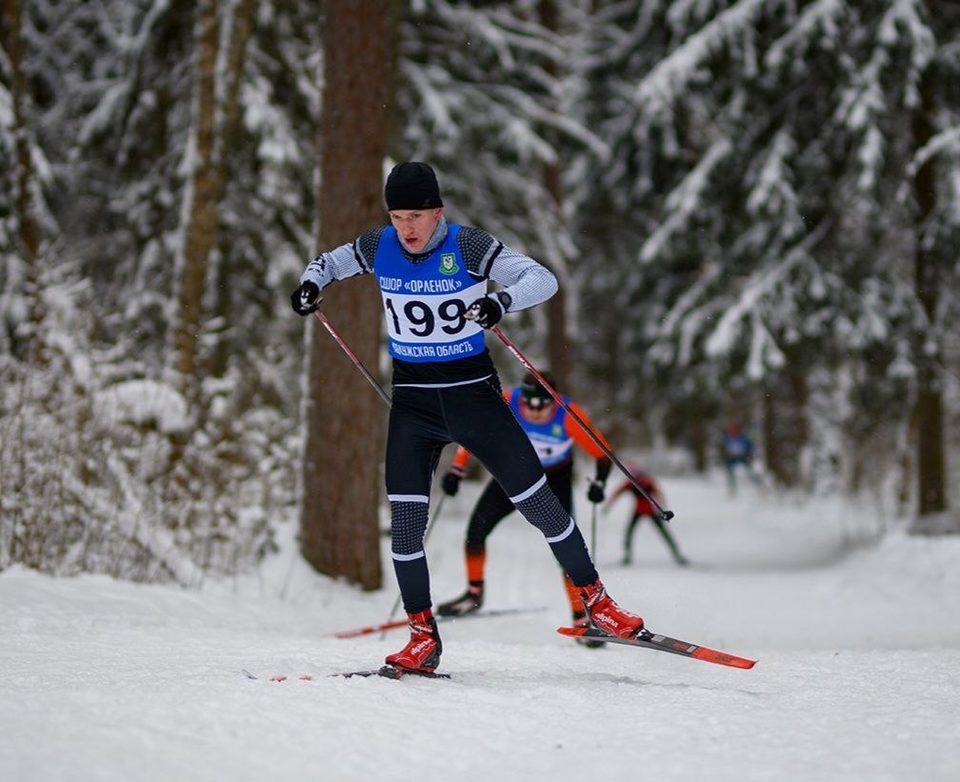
[2, 473, 959, 782]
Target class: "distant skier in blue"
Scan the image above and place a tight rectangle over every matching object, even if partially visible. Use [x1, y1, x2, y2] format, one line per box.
[721, 422, 760, 494]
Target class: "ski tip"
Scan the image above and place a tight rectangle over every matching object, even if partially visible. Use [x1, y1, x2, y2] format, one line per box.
[691, 648, 758, 669]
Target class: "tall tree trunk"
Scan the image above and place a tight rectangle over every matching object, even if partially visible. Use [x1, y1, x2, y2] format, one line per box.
[299, 0, 396, 589]
[172, 0, 220, 404]
[210, 0, 255, 378]
[910, 64, 946, 521]
[761, 388, 778, 483]
[762, 368, 808, 487]
[1, 0, 43, 364]
[543, 164, 574, 395]
[689, 412, 707, 473]
[538, 0, 573, 394]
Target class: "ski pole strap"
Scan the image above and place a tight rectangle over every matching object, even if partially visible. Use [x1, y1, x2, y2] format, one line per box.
[490, 325, 674, 522]
[313, 310, 392, 407]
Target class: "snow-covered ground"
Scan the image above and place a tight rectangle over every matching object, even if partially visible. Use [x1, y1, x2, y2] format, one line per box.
[2, 472, 959, 782]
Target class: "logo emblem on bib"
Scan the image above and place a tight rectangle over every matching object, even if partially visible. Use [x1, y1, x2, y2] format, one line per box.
[439, 253, 459, 275]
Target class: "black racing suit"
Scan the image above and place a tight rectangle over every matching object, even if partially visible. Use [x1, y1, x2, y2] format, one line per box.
[299, 217, 598, 612]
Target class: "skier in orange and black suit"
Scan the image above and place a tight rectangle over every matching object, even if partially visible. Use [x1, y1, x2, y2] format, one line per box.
[437, 372, 612, 640]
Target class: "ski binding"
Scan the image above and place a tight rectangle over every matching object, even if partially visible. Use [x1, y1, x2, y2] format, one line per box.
[333, 665, 451, 680]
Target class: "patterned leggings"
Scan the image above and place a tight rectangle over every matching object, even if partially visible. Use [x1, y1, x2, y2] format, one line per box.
[385, 379, 597, 613]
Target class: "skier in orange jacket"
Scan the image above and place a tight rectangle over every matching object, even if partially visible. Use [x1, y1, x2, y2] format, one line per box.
[437, 372, 612, 639]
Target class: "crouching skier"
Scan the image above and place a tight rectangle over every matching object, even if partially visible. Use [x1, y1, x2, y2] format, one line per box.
[290, 161, 645, 674]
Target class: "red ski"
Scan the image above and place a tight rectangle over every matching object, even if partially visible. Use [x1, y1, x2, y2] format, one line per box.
[558, 626, 757, 669]
[332, 606, 545, 639]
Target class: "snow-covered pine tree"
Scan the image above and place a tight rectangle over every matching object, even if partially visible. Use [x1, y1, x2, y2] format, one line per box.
[0, 0, 47, 364]
[0, 0, 320, 581]
[392, 0, 608, 387]
[570, 0, 959, 502]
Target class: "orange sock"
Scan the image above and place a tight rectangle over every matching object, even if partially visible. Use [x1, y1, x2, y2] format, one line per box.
[466, 549, 486, 583]
[563, 574, 584, 616]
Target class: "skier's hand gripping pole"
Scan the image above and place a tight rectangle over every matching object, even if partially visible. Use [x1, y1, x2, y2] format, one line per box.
[490, 325, 674, 522]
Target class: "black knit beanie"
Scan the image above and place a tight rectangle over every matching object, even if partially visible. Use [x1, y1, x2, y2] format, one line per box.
[384, 162, 443, 211]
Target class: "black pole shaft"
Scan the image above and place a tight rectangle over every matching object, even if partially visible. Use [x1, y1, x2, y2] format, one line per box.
[314, 310, 392, 407]
[311, 312, 453, 623]
[491, 325, 674, 522]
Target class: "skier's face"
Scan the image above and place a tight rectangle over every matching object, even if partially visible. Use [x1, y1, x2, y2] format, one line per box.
[520, 398, 554, 423]
[389, 208, 443, 253]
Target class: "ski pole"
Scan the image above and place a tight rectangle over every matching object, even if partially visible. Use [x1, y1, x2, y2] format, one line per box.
[490, 325, 674, 522]
[313, 310, 392, 407]
[335, 617, 409, 639]
[311, 310, 450, 631]
[333, 605, 547, 639]
[379, 492, 447, 638]
[311, 309, 402, 625]
[591, 500, 598, 556]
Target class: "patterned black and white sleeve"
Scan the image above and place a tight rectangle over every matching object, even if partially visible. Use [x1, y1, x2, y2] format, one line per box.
[298, 226, 386, 289]
[457, 226, 557, 312]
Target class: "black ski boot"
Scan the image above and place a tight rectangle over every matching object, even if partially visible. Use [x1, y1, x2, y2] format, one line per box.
[436, 583, 484, 617]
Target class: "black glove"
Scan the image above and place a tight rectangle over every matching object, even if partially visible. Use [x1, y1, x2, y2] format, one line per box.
[587, 479, 605, 504]
[441, 471, 462, 496]
[465, 292, 511, 329]
[290, 281, 321, 315]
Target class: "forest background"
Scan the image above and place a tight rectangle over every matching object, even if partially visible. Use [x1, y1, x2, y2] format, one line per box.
[2, 0, 959, 590]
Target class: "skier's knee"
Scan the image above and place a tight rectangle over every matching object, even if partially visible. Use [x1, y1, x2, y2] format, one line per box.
[389, 496, 429, 556]
[509, 478, 571, 539]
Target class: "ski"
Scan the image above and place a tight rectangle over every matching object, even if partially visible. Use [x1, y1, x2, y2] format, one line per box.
[241, 670, 315, 682]
[332, 665, 451, 680]
[242, 666, 450, 681]
[557, 626, 757, 669]
[333, 606, 546, 639]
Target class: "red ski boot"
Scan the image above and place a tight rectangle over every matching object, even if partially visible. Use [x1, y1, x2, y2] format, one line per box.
[384, 609, 442, 673]
[579, 579, 644, 639]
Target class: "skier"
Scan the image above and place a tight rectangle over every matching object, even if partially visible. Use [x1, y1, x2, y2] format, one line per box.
[720, 422, 759, 494]
[290, 162, 646, 674]
[609, 465, 688, 566]
[436, 371, 612, 642]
